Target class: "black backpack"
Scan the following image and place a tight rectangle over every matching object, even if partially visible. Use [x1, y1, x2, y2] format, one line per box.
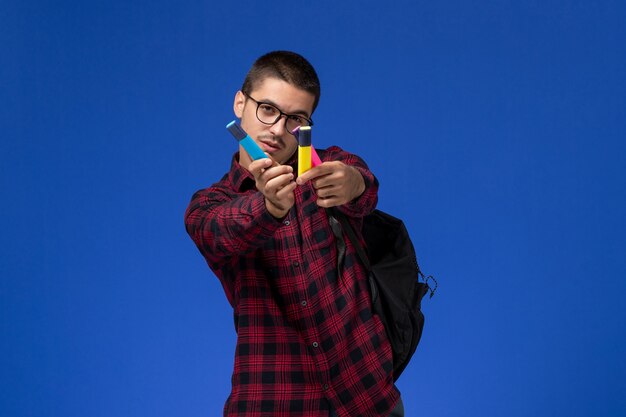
[331, 209, 437, 381]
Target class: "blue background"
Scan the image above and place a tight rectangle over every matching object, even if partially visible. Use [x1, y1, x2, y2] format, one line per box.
[2, 1, 625, 416]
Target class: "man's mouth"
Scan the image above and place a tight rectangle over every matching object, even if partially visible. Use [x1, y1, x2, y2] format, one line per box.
[258, 138, 281, 153]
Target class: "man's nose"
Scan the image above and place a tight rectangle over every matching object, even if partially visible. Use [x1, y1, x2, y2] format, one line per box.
[269, 115, 288, 136]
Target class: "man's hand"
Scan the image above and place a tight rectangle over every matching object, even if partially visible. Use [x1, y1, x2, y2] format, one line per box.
[296, 161, 365, 208]
[248, 158, 296, 218]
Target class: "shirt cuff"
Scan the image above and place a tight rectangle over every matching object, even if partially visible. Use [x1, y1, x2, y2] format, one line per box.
[338, 165, 379, 218]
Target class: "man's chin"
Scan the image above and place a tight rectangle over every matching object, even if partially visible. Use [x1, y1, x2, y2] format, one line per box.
[279, 150, 299, 165]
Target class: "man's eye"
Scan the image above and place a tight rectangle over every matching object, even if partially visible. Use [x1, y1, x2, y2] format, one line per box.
[260, 104, 277, 114]
[288, 115, 304, 124]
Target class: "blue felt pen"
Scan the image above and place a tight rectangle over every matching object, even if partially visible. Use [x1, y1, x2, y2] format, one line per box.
[226, 120, 268, 161]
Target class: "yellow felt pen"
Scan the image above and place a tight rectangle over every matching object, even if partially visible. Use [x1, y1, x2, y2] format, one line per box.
[297, 126, 312, 175]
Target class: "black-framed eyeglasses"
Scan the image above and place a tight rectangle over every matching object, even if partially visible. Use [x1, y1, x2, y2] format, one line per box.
[243, 92, 313, 135]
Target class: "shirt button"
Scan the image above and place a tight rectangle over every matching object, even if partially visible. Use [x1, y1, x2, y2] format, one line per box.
[293, 261, 300, 267]
[312, 342, 319, 348]
[283, 220, 290, 226]
[301, 300, 307, 307]
[322, 383, 329, 390]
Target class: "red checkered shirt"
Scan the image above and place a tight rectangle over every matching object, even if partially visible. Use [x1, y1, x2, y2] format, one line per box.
[185, 146, 399, 417]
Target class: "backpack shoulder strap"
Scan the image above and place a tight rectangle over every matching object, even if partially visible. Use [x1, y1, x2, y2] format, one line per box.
[329, 208, 371, 271]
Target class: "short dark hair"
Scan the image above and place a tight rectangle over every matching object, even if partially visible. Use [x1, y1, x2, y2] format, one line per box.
[241, 51, 321, 112]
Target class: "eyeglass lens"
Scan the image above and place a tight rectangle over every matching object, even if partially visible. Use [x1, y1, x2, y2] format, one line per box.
[256, 103, 310, 133]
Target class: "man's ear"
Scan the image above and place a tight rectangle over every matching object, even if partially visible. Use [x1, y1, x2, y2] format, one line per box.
[233, 91, 245, 118]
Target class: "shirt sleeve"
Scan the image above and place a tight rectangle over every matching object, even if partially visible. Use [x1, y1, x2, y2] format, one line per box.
[322, 146, 379, 218]
[184, 184, 282, 267]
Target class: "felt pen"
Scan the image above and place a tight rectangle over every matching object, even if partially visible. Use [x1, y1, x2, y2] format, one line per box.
[297, 126, 312, 175]
[226, 120, 269, 162]
[292, 126, 322, 167]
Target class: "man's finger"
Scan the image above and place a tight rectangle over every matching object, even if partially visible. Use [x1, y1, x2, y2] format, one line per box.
[275, 182, 297, 199]
[265, 172, 295, 193]
[315, 196, 341, 208]
[249, 158, 274, 177]
[260, 165, 294, 185]
[296, 163, 333, 185]
[265, 154, 280, 167]
[315, 185, 336, 198]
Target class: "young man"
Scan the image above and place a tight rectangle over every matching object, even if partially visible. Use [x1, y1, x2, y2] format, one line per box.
[185, 51, 404, 417]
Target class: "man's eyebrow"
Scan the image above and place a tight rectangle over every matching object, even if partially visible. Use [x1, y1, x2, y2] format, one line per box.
[258, 98, 310, 118]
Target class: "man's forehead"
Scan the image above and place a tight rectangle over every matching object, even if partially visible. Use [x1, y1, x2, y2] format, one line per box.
[249, 77, 315, 115]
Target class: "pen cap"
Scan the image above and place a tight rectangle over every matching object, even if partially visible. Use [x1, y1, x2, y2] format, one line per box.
[298, 126, 311, 146]
[226, 120, 247, 141]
